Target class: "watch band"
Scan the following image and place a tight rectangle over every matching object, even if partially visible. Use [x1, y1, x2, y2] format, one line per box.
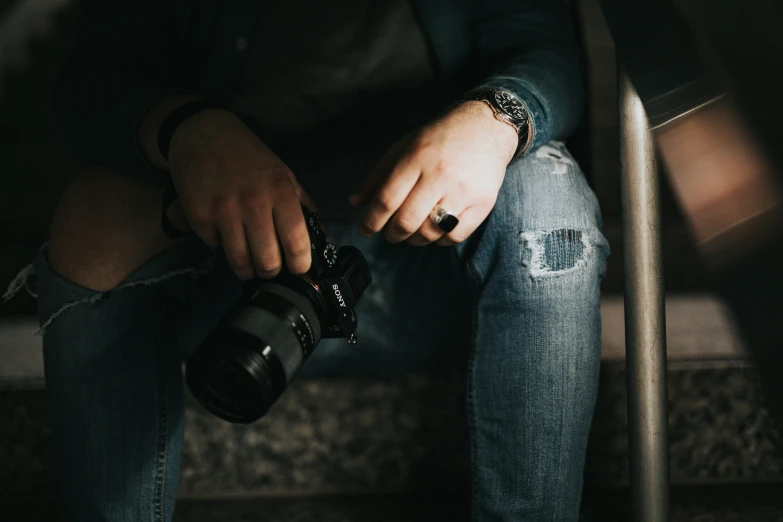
[466, 89, 532, 158]
[157, 99, 226, 162]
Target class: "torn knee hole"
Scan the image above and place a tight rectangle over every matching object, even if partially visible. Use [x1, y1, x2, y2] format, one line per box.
[3, 259, 211, 335]
[521, 229, 589, 278]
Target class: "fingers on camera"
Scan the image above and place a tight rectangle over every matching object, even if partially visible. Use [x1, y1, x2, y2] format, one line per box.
[274, 200, 312, 275]
[219, 219, 255, 280]
[246, 217, 282, 279]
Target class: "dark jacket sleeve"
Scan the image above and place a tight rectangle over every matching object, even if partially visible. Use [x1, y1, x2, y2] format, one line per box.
[472, 0, 585, 152]
[53, 0, 190, 184]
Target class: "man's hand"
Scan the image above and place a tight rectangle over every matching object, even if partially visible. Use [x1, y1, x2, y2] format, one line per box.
[166, 108, 316, 280]
[349, 101, 518, 246]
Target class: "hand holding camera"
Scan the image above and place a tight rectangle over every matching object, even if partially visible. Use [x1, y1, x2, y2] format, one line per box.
[152, 103, 373, 423]
[185, 206, 372, 423]
[166, 107, 318, 281]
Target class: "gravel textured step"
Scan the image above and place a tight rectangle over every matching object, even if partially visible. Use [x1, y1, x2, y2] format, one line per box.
[2, 360, 782, 502]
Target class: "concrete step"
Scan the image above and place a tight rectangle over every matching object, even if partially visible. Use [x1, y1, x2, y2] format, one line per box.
[4, 484, 783, 522]
[0, 295, 749, 388]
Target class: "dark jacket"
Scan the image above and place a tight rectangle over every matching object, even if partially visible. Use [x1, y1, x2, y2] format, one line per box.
[54, 0, 585, 183]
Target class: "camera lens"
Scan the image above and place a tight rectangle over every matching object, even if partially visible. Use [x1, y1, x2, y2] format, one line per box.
[186, 281, 324, 423]
[187, 334, 278, 423]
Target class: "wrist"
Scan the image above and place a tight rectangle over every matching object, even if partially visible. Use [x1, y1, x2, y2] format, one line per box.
[167, 106, 234, 169]
[456, 100, 519, 161]
[139, 94, 201, 172]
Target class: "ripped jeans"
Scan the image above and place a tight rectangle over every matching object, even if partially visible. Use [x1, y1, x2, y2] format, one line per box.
[31, 142, 609, 522]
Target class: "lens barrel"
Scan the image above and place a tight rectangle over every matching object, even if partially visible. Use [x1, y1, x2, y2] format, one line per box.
[186, 281, 323, 423]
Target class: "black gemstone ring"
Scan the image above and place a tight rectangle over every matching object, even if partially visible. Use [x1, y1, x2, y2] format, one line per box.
[430, 205, 459, 233]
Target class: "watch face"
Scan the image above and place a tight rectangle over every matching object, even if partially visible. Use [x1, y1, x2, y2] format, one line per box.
[494, 91, 527, 122]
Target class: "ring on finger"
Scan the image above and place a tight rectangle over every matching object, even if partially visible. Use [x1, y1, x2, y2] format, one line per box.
[430, 205, 459, 233]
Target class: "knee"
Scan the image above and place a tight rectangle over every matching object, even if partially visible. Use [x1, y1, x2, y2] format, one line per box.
[474, 189, 608, 288]
[48, 167, 175, 291]
[518, 227, 609, 285]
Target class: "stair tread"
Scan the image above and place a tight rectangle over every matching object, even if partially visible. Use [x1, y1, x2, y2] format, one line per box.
[0, 295, 748, 389]
[4, 485, 783, 522]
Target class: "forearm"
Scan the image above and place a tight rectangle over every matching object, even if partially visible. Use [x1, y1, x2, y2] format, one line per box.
[473, 0, 585, 151]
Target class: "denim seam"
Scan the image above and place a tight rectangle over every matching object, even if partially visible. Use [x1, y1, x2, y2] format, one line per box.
[552, 340, 568, 522]
[463, 258, 483, 522]
[153, 319, 170, 522]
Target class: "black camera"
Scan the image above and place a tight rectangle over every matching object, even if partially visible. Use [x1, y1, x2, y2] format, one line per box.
[185, 207, 372, 423]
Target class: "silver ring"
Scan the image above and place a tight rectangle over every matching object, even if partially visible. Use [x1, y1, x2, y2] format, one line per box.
[430, 205, 459, 233]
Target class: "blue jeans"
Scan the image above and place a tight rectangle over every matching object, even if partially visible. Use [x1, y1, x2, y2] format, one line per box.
[34, 141, 609, 521]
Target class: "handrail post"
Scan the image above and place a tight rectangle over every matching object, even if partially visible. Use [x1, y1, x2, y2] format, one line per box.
[619, 69, 671, 522]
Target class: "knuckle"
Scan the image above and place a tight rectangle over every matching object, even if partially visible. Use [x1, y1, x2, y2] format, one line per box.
[231, 262, 254, 280]
[364, 221, 382, 233]
[449, 233, 468, 244]
[421, 228, 441, 242]
[287, 235, 312, 258]
[240, 190, 266, 209]
[259, 260, 282, 274]
[289, 258, 311, 274]
[268, 170, 294, 191]
[213, 196, 236, 219]
[228, 253, 251, 272]
[256, 269, 279, 280]
[410, 132, 432, 152]
[374, 193, 396, 213]
[479, 194, 498, 208]
[454, 177, 474, 195]
[256, 255, 282, 276]
[433, 159, 451, 176]
[186, 202, 213, 224]
[225, 245, 251, 271]
[393, 215, 417, 234]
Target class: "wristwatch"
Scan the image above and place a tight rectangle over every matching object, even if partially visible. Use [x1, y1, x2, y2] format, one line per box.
[466, 89, 533, 158]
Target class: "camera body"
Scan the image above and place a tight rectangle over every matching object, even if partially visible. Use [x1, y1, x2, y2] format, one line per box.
[186, 207, 372, 423]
